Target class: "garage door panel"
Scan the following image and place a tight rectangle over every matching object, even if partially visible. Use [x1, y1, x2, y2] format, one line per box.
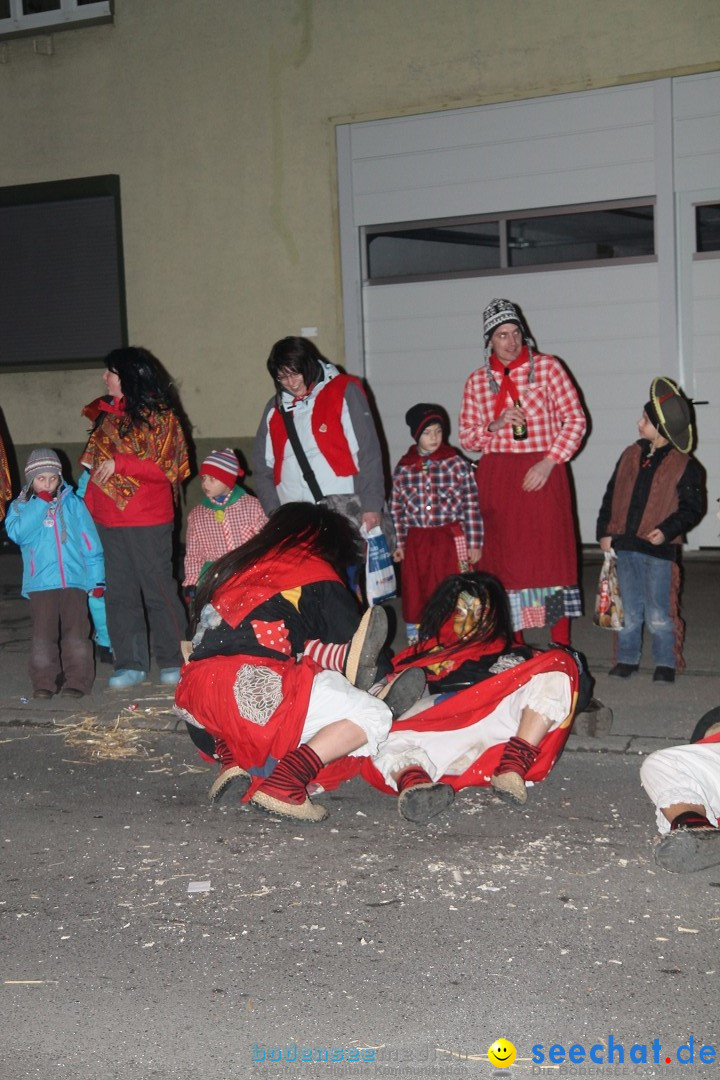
[350, 84, 655, 165]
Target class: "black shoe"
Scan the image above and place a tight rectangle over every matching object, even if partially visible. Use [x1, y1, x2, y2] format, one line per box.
[398, 781, 455, 824]
[33, 688, 54, 699]
[655, 828, 720, 873]
[653, 666, 675, 683]
[60, 687, 85, 699]
[608, 663, 639, 678]
[378, 668, 426, 719]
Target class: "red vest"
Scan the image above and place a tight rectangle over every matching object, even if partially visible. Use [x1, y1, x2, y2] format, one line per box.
[267, 374, 364, 487]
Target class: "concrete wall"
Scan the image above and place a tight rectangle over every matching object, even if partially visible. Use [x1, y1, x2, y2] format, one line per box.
[1, 0, 718, 465]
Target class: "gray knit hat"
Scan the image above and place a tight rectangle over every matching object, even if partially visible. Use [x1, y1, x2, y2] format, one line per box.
[483, 298, 524, 344]
[24, 448, 62, 484]
[482, 298, 536, 390]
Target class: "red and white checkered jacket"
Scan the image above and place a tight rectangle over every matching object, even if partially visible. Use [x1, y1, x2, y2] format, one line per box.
[459, 353, 586, 463]
[183, 495, 267, 585]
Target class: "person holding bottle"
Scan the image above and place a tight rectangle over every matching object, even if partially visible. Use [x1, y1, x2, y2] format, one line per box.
[459, 298, 587, 645]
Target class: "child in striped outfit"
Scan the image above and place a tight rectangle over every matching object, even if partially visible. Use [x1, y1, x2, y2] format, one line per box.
[183, 449, 267, 593]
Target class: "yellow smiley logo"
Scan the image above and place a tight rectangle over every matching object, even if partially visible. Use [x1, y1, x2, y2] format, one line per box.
[488, 1039, 517, 1068]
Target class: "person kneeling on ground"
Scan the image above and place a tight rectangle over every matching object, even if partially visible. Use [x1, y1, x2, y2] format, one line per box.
[174, 503, 424, 822]
[364, 572, 588, 823]
[640, 706, 720, 873]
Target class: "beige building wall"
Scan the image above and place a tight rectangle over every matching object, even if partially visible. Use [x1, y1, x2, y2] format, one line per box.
[0, 0, 718, 467]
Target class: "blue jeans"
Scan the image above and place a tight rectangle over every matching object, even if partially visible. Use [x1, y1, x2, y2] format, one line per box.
[615, 550, 676, 668]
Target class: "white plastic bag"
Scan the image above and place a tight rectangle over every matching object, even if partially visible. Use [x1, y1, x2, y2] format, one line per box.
[593, 551, 624, 629]
[363, 525, 397, 605]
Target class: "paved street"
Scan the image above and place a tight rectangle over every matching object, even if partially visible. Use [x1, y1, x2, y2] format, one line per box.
[0, 551, 718, 1079]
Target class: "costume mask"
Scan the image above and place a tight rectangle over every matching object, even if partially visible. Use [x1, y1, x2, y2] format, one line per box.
[453, 591, 484, 640]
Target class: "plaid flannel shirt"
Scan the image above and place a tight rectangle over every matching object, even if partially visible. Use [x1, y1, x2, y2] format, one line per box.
[183, 495, 267, 585]
[389, 450, 483, 551]
[459, 353, 586, 462]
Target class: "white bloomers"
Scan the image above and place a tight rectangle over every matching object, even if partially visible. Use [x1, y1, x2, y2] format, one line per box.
[373, 670, 571, 790]
[299, 669, 393, 758]
[640, 742, 720, 834]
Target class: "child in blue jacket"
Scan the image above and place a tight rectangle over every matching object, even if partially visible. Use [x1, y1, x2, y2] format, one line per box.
[6, 449, 105, 699]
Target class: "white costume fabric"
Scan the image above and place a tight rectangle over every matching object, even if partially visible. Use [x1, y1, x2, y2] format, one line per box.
[640, 741, 720, 835]
[299, 669, 392, 758]
[373, 670, 571, 790]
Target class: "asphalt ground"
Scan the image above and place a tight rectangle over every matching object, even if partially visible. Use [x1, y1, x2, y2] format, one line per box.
[0, 549, 718, 1079]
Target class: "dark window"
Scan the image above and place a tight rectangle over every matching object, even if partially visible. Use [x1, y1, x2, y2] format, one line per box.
[365, 200, 655, 283]
[0, 176, 127, 370]
[696, 204, 720, 253]
[22, 1, 61, 13]
[0, 0, 112, 37]
[508, 206, 655, 267]
[367, 221, 500, 281]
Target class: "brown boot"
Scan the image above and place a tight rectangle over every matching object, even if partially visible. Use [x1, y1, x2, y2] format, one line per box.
[250, 745, 328, 822]
[490, 736, 540, 806]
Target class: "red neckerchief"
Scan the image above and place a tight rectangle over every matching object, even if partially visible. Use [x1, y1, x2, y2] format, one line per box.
[489, 345, 530, 419]
[284, 380, 316, 404]
[396, 442, 458, 470]
[98, 396, 124, 415]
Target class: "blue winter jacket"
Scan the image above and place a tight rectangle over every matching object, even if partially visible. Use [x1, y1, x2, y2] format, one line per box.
[5, 484, 105, 598]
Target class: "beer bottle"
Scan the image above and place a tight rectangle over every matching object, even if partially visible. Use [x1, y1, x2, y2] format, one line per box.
[512, 399, 527, 441]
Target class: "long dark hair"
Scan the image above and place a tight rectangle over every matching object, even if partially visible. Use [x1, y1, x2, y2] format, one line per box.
[195, 502, 361, 613]
[418, 571, 513, 650]
[105, 346, 179, 431]
[266, 337, 326, 393]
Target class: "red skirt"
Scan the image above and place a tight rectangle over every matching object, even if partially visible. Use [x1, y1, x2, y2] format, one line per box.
[175, 653, 319, 798]
[475, 452, 578, 590]
[315, 648, 579, 794]
[401, 522, 464, 623]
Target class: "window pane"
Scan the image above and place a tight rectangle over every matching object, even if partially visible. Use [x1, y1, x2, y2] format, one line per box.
[367, 222, 500, 280]
[22, 0, 61, 13]
[696, 204, 720, 253]
[0, 179, 126, 368]
[0, 2, 11, 19]
[508, 206, 654, 267]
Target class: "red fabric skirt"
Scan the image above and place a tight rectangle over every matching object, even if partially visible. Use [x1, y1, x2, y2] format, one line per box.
[401, 523, 463, 623]
[175, 653, 320, 798]
[317, 648, 579, 794]
[475, 452, 578, 590]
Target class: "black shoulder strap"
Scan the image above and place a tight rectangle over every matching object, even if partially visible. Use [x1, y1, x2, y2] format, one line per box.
[280, 406, 324, 503]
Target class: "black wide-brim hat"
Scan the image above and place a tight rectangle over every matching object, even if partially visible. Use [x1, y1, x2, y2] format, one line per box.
[649, 376, 693, 453]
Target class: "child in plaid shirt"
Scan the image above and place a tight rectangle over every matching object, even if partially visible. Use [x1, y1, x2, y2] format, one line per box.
[183, 449, 267, 593]
[390, 404, 483, 645]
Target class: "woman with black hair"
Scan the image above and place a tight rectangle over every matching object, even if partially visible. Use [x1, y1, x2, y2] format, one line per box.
[174, 503, 423, 823]
[366, 571, 581, 821]
[252, 336, 386, 539]
[81, 346, 190, 689]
